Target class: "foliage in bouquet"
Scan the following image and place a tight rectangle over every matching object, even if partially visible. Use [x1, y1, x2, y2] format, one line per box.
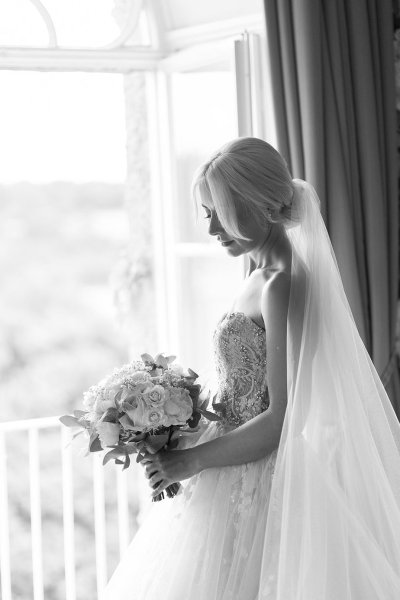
[60, 353, 219, 475]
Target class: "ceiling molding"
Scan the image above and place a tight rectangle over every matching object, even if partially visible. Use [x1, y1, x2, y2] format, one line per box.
[164, 12, 265, 51]
[158, 37, 235, 72]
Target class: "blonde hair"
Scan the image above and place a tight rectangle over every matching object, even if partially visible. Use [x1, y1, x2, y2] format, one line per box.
[191, 137, 297, 241]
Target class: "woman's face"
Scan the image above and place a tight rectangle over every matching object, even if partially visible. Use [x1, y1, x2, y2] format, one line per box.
[202, 202, 270, 258]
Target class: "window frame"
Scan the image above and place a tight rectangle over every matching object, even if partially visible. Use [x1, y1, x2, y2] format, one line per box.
[146, 31, 271, 355]
[0, 13, 273, 356]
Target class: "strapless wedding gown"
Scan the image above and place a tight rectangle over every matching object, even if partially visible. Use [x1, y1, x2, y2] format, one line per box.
[104, 312, 278, 600]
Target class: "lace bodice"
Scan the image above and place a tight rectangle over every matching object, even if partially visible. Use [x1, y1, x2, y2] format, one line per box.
[212, 311, 269, 428]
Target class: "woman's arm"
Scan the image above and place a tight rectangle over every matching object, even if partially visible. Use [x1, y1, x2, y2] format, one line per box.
[190, 271, 291, 472]
[139, 272, 291, 496]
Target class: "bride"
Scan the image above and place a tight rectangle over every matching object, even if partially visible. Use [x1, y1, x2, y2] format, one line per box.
[104, 137, 400, 599]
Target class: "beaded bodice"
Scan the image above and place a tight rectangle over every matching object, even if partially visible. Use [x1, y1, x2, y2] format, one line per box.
[212, 311, 269, 428]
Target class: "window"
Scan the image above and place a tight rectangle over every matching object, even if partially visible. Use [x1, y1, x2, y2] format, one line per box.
[0, 5, 271, 598]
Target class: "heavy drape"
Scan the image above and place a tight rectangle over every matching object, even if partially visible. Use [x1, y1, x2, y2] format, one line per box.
[263, 0, 400, 414]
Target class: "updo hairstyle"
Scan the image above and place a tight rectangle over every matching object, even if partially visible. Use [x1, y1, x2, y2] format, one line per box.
[191, 137, 301, 241]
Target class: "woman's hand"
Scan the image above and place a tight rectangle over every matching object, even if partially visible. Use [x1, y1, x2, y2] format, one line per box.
[137, 447, 200, 499]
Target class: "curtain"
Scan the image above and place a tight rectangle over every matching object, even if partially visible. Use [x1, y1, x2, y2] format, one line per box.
[264, 0, 400, 415]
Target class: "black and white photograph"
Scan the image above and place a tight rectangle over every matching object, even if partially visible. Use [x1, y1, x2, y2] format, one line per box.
[1, 1, 400, 599]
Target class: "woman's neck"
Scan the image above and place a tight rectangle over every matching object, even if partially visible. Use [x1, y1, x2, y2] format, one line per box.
[249, 224, 292, 272]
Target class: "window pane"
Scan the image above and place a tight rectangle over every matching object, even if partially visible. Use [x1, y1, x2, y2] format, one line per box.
[0, 0, 149, 48]
[177, 255, 243, 376]
[170, 69, 238, 244]
[0, 71, 132, 422]
[0, 0, 49, 47]
[168, 64, 243, 376]
[0, 71, 126, 183]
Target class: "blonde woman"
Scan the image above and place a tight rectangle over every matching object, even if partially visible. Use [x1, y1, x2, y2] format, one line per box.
[104, 137, 400, 599]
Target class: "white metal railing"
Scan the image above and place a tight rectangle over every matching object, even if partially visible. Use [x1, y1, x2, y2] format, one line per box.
[0, 416, 146, 600]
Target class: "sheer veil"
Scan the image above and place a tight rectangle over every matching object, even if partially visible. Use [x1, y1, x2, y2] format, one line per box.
[259, 179, 400, 599]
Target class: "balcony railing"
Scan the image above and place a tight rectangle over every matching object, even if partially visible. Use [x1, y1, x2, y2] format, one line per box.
[0, 416, 148, 600]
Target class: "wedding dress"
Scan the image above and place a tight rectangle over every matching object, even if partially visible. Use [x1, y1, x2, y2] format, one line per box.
[104, 310, 278, 599]
[104, 179, 400, 599]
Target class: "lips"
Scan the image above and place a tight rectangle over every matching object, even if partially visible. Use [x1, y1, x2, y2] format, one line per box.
[220, 240, 234, 246]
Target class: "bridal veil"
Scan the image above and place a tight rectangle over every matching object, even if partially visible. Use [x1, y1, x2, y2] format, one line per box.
[259, 179, 400, 599]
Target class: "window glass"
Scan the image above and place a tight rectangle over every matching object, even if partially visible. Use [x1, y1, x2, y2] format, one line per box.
[0, 0, 149, 48]
[168, 65, 244, 373]
[0, 71, 130, 422]
[170, 69, 238, 244]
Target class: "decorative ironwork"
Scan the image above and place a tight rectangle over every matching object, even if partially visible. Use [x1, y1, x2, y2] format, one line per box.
[0, 0, 149, 51]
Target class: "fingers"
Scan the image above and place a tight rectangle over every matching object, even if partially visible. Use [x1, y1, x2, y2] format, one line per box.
[137, 451, 155, 465]
[151, 479, 167, 499]
[148, 472, 164, 488]
[144, 465, 158, 479]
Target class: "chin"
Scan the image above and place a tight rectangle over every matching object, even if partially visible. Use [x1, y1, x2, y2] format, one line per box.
[224, 244, 245, 257]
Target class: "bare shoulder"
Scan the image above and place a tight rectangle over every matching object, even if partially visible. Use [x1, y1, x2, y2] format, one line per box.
[261, 270, 291, 309]
[259, 270, 291, 336]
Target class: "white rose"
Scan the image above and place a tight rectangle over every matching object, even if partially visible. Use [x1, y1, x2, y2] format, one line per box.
[164, 388, 193, 426]
[146, 408, 167, 429]
[96, 421, 120, 448]
[168, 363, 184, 376]
[143, 384, 166, 407]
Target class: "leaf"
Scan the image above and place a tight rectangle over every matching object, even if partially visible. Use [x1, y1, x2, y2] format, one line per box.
[104, 443, 127, 453]
[103, 448, 123, 466]
[154, 354, 168, 369]
[198, 408, 221, 422]
[141, 353, 154, 364]
[119, 413, 136, 430]
[145, 434, 169, 453]
[73, 410, 87, 419]
[59, 415, 83, 428]
[165, 355, 177, 364]
[101, 407, 120, 423]
[198, 389, 211, 410]
[167, 437, 179, 450]
[115, 458, 125, 465]
[123, 454, 131, 470]
[117, 442, 140, 455]
[126, 432, 147, 443]
[186, 383, 201, 398]
[212, 401, 225, 413]
[89, 433, 103, 452]
[79, 419, 92, 430]
[187, 411, 201, 428]
[187, 367, 199, 379]
[199, 399, 210, 411]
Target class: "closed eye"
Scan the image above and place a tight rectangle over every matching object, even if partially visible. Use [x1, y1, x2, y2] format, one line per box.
[201, 204, 212, 220]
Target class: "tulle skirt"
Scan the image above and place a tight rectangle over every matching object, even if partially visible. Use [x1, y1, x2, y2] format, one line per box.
[104, 421, 278, 600]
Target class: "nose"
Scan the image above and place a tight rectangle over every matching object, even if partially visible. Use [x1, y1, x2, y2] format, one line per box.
[208, 211, 224, 237]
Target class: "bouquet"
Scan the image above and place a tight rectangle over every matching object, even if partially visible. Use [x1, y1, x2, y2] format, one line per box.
[59, 353, 220, 501]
